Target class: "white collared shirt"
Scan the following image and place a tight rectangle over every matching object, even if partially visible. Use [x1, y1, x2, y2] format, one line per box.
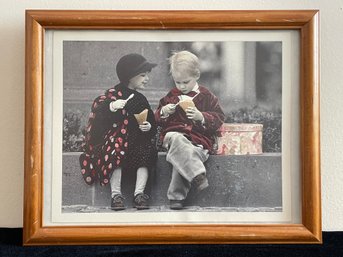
[178, 83, 200, 101]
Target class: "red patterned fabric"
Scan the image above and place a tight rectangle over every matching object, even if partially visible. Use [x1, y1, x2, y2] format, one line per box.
[79, 86, 130, 186]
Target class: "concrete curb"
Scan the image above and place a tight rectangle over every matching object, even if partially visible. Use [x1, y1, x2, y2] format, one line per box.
[63, 152, 282, 209]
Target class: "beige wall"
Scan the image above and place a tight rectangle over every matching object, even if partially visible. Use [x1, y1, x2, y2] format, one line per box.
[0, 0, 342, 230]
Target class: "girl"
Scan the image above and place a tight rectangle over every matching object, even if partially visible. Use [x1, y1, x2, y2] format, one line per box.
[79, 53, 157, 210]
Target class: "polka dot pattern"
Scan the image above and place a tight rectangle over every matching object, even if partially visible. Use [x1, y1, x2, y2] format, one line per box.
[79, 84, 157, 186]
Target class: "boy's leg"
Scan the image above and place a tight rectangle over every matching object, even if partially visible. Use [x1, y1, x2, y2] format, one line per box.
[165, 132, 209, 182]
[167, 166, 191, 201]
[164, 132, 209, 203]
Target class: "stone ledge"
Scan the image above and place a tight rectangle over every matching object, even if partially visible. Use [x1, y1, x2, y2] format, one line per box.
[62, 152, 282, 209]
[62, 205, 282, 213]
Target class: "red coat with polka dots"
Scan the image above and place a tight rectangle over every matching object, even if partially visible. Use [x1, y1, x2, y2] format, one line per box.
[79, 83, 157, 186]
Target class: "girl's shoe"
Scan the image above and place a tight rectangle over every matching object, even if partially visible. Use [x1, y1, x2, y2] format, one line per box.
[133, 193, 150, 210]
[111, 194, 125, 211]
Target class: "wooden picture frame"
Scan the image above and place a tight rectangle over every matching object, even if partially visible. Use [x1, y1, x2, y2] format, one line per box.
[24, 10, 320, 245]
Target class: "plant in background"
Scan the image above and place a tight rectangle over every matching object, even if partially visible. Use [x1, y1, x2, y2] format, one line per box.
[63, 112, 85, 152]
[63, 107, 281, 153]
[226, 106, 282, 153]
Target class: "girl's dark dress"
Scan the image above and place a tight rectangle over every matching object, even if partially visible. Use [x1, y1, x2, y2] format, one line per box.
[79, 83, 157, 186]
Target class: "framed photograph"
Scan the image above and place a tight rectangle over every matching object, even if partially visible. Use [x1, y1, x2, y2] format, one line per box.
[24, 10, 321, 245]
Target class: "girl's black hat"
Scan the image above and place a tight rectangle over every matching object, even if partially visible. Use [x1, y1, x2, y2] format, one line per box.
[116, 53, 157, 83]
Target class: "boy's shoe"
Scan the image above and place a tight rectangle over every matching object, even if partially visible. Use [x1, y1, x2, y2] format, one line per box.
[192, 174, 209, 192]
[133, 193, 150, 210]
[111, 194, 125, 211]
[169, 200, 184, 210]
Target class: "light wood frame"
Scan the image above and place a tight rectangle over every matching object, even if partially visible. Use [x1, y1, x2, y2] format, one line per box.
[24, 10, 321, 245]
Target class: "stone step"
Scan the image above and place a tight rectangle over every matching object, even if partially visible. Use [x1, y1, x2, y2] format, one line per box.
[62, 152, 282, 209]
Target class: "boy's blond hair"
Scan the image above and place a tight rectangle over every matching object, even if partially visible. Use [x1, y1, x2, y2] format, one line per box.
[168, 50, 200, 79]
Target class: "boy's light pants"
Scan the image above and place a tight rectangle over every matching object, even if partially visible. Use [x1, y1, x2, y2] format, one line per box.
[163, 132, 209, 201]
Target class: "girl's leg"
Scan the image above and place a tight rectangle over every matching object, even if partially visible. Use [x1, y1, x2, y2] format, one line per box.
[110, 167, 122, 198]
[110, 167, 125, 211]
[134, 167, 148, 196]
[134, 167, 150, 210]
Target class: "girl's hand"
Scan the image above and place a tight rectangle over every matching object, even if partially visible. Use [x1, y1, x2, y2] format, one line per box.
[110, 99, 127, 112]
[186, 107, 204, 122]
[161, 104, 176, 116]
[139, 121, 152, 132]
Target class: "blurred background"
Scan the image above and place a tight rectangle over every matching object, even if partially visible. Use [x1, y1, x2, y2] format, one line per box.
[63, 41, 282, 153]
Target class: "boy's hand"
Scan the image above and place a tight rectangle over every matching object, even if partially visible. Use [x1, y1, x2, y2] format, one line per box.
[110, 99, 127, 112]
[161, 104, 176, 116]
[186, 107, 204, 122]
[139, 121, 152, 132]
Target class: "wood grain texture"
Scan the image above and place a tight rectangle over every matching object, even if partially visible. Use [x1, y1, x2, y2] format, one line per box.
[27, 10, 316, 29]
[24, 12, 44, 244]
[300, 11, 321, 242]
[27, 225, 318, 245]
[23, 10, 321, 245]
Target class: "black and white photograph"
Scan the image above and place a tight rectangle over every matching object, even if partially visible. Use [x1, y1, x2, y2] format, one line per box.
[44, 30, 300, 225]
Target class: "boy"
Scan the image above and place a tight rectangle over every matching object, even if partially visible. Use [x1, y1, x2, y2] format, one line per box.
[155, 50, 225, 210]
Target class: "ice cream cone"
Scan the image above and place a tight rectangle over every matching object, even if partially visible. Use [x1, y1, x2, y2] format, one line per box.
[178, 99, 195, 112]
[134, 109, 148, 125]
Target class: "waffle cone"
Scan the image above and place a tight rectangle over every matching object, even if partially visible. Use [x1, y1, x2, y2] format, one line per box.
[134, 109, 148, 125]
[179, 99, 195, 112]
